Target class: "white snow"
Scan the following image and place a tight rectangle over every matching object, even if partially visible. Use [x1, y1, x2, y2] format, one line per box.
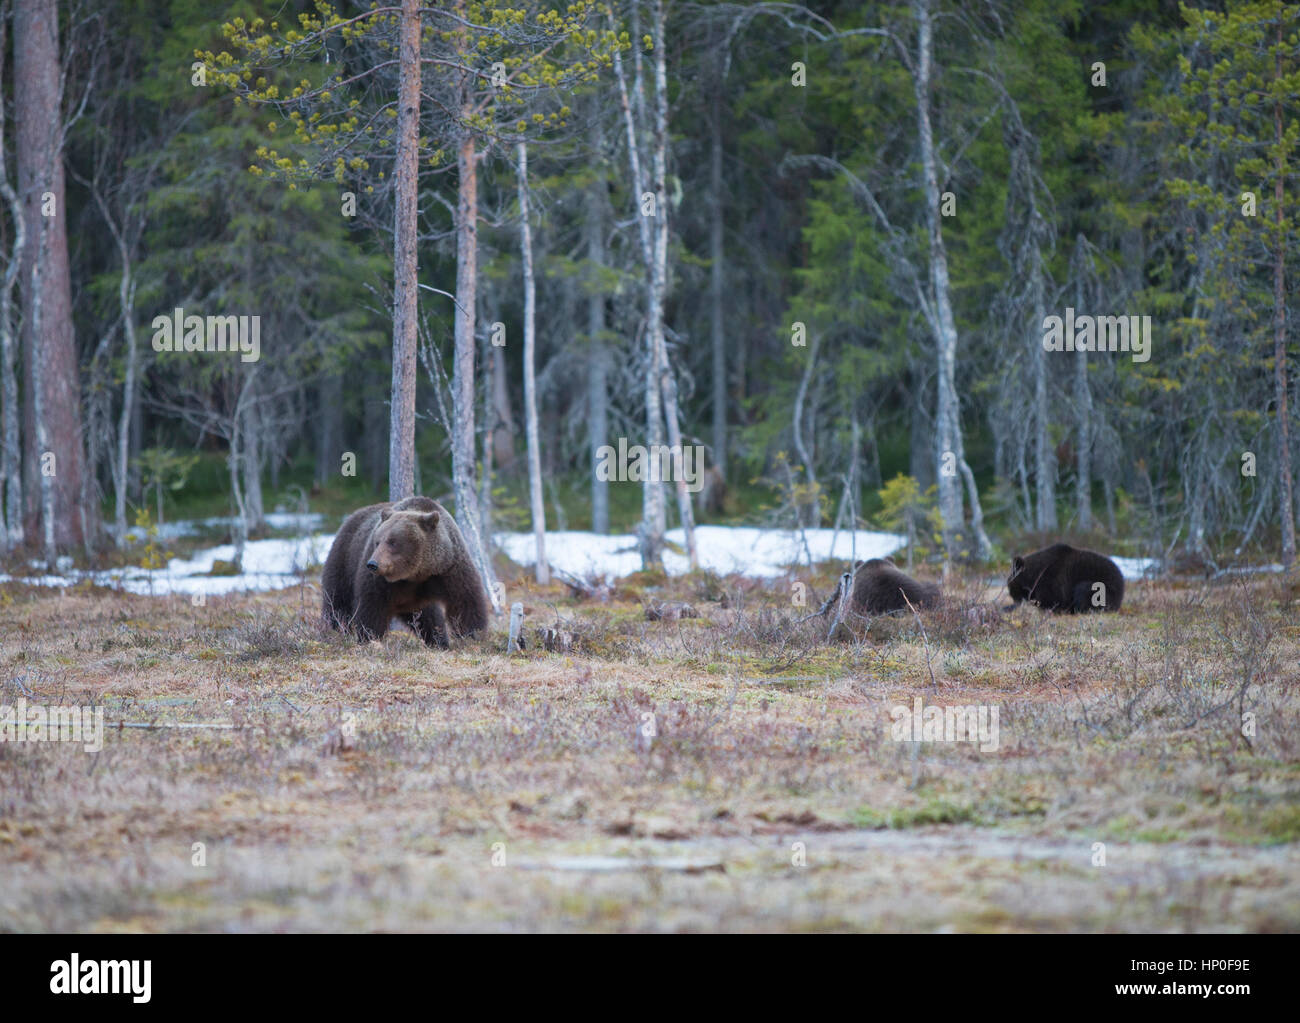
[0, 532, 332, 597]
[0, 520, 907, 596]
[1112, 556, 1160, 580]
[121, 511, 323, 542]
[0, 514, 1207, 596]
[498, 525, 905, 579]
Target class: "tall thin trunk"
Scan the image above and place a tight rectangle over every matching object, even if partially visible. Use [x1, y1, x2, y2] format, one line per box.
[914, 0, 989, 558]
[490, 344, 515, 468]
[451, 8, 498, 612]
[612, 0, 665, 567]
[388, 0, 421, 501]
[1073, 240, 1093, 531]
[29, 224, 53, 565]
[242, 392, 265, 532]
[516, 142, 548, 584]
[129, 371, 142, 500]
[228, 377, 251, 568]
[114, 261, 137, 545]
[87, 175, 139, 547]
[478, 328, 494, 548]
[1031, 243, 1056, 530]
[648, 0, 696, 569]
[914, 0, 960, 548]
[1274, 20, 1296, 568]
[709, 59, 727, 481]
[455, 136, 492, 590]
[16, 0, 85, 551]
[791, 330, 820, 526]
[587, 107, 610, 534]
[0, 7, 24, 551]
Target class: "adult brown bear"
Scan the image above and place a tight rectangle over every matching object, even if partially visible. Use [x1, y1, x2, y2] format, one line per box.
[321, 496, 489, 646]
[1007, 543, 1124, 613]
[848, 557, 940, 615]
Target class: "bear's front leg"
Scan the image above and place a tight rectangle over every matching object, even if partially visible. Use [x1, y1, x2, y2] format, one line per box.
[321, 592, 352, 632]
[407, 604, 449, 649]
[352, 605, 392, 642]
[350, 573, 393, 641]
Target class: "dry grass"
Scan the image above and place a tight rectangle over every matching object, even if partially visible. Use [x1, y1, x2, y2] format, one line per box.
[1, 566, 1298, 932]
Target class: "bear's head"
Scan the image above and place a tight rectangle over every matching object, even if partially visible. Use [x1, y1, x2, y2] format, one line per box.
[859, 557, 896, 570]
[366, 507, 446, 583]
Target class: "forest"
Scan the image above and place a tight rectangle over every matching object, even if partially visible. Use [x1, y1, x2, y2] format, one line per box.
[2, 0, 1300, 940]
[1, 0, 1297, 578]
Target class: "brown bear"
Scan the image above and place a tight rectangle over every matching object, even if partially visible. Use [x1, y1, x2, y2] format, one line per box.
[847, 557, 940, 615]
[1006, 542, 1124, 613]
[321, 496, 490, 646]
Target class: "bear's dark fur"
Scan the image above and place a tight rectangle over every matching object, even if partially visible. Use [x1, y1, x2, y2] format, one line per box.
[1007, 542, 1124, 613]
[321, 496, 490, 646]
[848, 557, 940, 615]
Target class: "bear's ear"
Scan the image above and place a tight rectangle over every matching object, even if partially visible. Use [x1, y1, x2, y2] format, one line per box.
[380, 508, 393, 522]
[1012, 556, 1025, 574]
[418, 510, 440, 531]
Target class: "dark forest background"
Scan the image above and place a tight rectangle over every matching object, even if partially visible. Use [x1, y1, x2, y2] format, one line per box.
[2, 0, 1298, 579]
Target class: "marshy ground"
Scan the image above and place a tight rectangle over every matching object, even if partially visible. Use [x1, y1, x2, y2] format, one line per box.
[1, 563, 1298, 932]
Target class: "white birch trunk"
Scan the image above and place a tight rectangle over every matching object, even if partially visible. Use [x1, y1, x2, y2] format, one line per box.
[0, 40, 24, 551]
[516, 141, 548, 584]
[914, 0, 989, 559]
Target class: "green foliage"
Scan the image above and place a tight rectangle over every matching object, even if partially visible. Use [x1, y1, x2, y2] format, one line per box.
[131, 506, 174, 572]
[875, 474, 943, 561]
[134, 447, 201, 525]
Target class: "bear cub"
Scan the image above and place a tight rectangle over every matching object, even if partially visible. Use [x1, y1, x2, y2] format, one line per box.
[1007, 542, 1123, 613]
[848, 557, 940, 615]
[321, 496, 490, 646]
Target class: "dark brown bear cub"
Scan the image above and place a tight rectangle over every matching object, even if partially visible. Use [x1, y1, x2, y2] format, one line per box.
[321, 496, 490, 646]
[1007, 542, 1124, 613]
[849, 557, 940, 615]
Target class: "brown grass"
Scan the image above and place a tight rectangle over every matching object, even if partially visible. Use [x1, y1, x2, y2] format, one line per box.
[0, 567, 1297, 932]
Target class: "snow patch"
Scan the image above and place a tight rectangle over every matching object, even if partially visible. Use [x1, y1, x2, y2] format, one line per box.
[2, 521, 905, 596]
[0, 516, 1197, 597]
[1112, 556, 1160, 580]
[120, 512, 323, 542]
[0, 532, 332, 597]
[497, 525, 906, 579]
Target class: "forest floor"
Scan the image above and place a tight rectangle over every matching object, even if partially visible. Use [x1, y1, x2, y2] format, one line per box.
[1, 564, 1298, 932]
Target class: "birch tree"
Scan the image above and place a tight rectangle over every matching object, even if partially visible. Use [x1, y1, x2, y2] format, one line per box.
[215, 0, 615, 605]
[586, 99, 612, 534]
[611, 0, 698, 570]
[0, 1, 24, 552]
[516, 140, 548, 583]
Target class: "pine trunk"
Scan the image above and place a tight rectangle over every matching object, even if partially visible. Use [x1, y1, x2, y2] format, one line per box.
[388, 0, 421, 501]
[16, 0, 85, 551]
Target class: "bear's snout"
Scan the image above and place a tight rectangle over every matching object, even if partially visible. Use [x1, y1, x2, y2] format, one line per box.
[366, 560, 379, 573]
